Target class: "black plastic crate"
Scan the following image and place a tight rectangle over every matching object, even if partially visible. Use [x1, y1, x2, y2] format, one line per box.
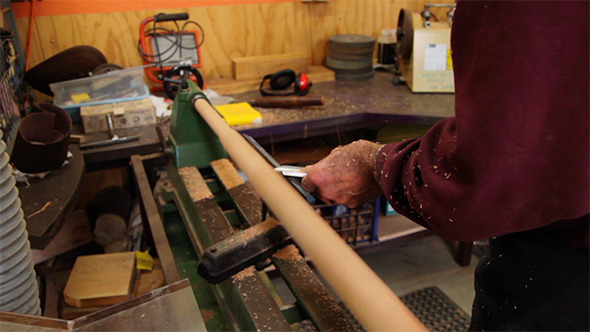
[314, 197, 380, 246]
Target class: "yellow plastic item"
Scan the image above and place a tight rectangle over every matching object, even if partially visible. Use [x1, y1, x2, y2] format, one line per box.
[215, 102, 262, 126]
[136, 250, 154, 271]
[71, 93, 91, 104]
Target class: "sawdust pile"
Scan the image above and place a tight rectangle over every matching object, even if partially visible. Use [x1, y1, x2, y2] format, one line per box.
[273, 244, 302, 261]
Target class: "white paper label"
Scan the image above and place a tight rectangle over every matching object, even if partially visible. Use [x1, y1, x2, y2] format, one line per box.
[424, 43, 448, 71]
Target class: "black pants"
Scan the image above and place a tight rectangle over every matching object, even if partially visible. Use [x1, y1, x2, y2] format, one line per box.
[469, 229, 589, 331]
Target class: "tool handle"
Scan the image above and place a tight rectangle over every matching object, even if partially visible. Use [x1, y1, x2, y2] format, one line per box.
[244, 134, 315, 204]
[252, 96, 325, 108]
[154, 12, 189, 22]
[79, 135, 139, 150]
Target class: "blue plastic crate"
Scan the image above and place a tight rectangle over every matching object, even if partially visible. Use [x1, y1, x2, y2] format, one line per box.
[314, 197, 380, 246]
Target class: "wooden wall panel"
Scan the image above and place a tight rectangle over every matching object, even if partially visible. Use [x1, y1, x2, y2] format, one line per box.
[196, 3, 312, 79]
[15, 0, 454, 84]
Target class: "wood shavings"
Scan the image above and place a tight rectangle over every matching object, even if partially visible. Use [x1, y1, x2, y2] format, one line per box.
[200, 309, 216, 323]
[27, 201, 53, 219]
[272, 244, 302, 260]
[232, 266, 257, 282]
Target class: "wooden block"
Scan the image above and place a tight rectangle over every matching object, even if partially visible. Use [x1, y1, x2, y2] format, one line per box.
[207, 65, 335, 95]
[233, 53, 309, 80]
[80, 97, 157, 134]
[307, 65, 336, 83]
[133, 259, 166, 298]
[63, 252, 137, 308]
[61, 259, 165, 319]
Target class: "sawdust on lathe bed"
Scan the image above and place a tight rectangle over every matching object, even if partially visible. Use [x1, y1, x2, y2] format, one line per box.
[178, 166, 214, 202]
[273, 244, 302, 260]
[211, 159, 244, 189]
[232, 266, 257, 282]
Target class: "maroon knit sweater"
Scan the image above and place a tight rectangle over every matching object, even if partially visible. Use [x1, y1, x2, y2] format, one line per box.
[376, 1, 589, 249]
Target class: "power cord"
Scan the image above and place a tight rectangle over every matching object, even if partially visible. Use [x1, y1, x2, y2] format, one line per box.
[137, 16, 205, 67]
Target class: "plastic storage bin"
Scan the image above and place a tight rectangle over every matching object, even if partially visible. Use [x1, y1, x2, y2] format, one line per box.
[314, 197, 380, 246]
[49, 67, 149, 123]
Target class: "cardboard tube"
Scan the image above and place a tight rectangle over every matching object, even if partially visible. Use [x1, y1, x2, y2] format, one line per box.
[194, 98, 427, 332]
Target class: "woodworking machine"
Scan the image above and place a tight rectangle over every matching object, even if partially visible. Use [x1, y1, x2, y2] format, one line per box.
[131, 73, 425, 331]
[396, 5, 456, 93]
[132, 80, 360, 331]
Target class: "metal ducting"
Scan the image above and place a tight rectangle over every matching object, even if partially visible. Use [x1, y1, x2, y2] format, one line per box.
[0, 132, 42, 315]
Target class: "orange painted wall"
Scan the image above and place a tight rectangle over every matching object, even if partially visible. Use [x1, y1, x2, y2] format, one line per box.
[12, 0, 298, 17]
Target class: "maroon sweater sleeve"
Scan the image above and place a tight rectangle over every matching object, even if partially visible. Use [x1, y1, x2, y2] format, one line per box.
[376, 1, 589, 247]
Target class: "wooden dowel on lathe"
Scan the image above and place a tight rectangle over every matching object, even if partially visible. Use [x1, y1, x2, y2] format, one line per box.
[193, 97, 427, 332]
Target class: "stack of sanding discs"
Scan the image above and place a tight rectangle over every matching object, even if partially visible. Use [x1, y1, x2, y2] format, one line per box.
[326, 34, 376, 80]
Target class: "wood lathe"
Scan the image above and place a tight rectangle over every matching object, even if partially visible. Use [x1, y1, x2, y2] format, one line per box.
[131, 77, 427, 331]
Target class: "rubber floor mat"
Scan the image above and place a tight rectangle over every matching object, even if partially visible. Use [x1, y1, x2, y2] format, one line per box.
[400, 286, 471, 332]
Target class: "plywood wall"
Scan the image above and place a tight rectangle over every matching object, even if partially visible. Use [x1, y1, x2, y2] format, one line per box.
[15, 0, 454, 82]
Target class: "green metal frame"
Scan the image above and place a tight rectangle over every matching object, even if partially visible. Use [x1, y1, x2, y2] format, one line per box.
[168, 82, 227, 168]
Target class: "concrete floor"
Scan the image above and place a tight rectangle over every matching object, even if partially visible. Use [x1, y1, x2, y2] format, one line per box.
[361, 215, 478, 314]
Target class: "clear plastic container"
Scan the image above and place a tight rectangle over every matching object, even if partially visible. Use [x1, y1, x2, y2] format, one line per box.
[49, 67, 149, 122]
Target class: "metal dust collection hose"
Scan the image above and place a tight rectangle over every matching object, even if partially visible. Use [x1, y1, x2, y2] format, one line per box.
[193, 98, 427, 332]
[0, 132, 42, 315]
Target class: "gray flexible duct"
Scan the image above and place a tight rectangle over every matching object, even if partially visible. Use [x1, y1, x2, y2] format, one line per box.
[0, 133, 42, 315]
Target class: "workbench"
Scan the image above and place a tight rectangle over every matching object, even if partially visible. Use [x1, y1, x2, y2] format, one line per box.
[230, 70, 454, 144]
[76, 70, 453, 170]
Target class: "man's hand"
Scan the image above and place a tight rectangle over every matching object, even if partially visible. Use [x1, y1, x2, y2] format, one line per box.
[301, 140, 384, 208]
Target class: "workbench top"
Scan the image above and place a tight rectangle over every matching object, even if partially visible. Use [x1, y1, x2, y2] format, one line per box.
[228, 70, 455, 143]
[76, 71, 455, 166]
[230, 70, 454, 127]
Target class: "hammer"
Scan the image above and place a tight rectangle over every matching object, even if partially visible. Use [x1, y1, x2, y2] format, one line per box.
[248, 95, 325, 108]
